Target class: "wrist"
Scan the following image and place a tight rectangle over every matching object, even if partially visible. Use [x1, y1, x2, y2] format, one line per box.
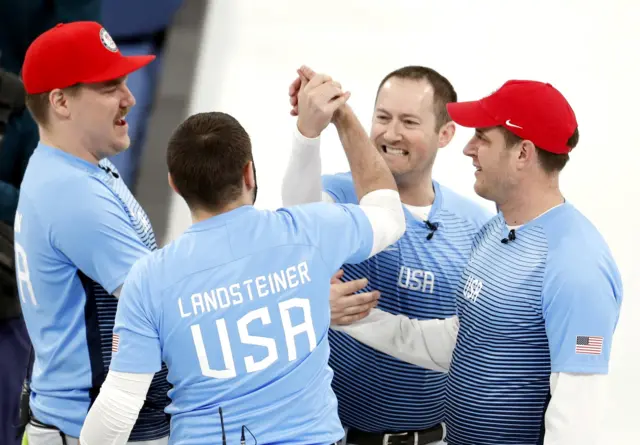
[331, 105, 352, 127]
[296, 120, 321, 139]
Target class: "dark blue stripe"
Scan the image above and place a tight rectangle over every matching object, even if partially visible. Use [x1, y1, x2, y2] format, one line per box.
[95, 161, 171, 440]
[80, 271, 106, 406]
[444, 218, 550, 445]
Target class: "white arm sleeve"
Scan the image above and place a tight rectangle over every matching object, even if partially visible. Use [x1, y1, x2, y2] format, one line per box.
[79, 371, 153, 445]
[332, 308, 459, 372]
[282, 125, 326, 206]
[543, 372, 607, 445]
[358, 189, 405, 258]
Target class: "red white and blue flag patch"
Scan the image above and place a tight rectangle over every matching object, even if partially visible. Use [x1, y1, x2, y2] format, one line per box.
[575, 335, 603, 355]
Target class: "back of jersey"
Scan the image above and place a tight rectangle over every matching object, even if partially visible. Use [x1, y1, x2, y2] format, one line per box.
[112, 203, 375, 445]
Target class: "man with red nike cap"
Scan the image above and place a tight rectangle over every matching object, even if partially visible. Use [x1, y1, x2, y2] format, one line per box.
[335, 80, 623, 444]
[14, 21, 170, 445]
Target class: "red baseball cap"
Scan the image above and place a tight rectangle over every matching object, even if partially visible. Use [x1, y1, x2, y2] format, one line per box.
[446, 80, 578, 154]
[22, 21, 156, 95]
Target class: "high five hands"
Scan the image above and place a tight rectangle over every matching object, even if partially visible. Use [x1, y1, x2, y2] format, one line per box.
[289, 65, 351, 138]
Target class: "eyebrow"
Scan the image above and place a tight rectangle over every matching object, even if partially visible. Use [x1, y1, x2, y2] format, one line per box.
[101, 77, 127, 88]
[375, 107, 421, 120]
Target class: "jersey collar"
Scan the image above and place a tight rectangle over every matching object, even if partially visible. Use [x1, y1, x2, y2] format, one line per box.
[403, 180, 443, 226]
[185, 205, 257, 233]
[497, 201, 570, 236]
[36, 142, 104, 175]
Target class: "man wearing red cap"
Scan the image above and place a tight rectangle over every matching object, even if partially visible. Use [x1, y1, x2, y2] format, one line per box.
[14, 21, 170, 445]
[335, 80, 623, 444]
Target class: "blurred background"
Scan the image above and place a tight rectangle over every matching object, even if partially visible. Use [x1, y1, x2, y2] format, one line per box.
[1, 0, 638, 442]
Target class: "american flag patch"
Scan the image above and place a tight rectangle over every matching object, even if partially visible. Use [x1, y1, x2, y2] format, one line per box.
[575, 335, 603, 355]
[112, 334, 120, 353]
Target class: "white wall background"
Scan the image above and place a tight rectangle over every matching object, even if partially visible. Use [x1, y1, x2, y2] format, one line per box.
[167, 0, 640, 441]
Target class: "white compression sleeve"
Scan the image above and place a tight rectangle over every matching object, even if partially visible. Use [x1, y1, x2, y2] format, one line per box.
[281, 125, 324, 206]
[358, 189, 405, 258]
[332, 308, 459, 372]
[79, 371, 153, 445]
[543, 372, 607, 445]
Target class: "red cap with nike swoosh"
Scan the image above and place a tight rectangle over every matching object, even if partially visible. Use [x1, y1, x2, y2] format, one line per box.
[446, 80, 578, 154]
[22, 21, 156, 95]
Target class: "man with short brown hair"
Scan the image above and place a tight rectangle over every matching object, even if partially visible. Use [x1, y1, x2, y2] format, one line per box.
[15, 21, 171, 445]
[336, 79, 623, 445]
[283, 65, 493, 445]
[78, 67, 408, 445]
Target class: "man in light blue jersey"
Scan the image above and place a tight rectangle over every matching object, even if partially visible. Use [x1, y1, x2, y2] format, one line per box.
[15, 21, 171, 445]
[78, 67, 407, 445]
[337, 80, 623, 445]
[283, 66, 493, 445]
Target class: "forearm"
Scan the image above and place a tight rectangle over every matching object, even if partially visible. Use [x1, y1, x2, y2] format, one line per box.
[543, 372, 607, 445]
[332, 308, 458, 372]
[281, 125, 324, 206]
[333, 106, 397, 200]
[79, 371, 152, 445]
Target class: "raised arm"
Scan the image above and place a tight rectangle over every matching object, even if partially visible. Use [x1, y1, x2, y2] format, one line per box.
[281, 69, 347, 206]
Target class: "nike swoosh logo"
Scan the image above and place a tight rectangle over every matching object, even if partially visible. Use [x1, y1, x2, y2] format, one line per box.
[505, 119, 523, 129]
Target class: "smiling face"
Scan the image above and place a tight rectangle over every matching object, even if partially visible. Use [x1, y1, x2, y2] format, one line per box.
[64, 76, 136, 160]
[463, 127, 521, 204]
[370, 77, 443, 184]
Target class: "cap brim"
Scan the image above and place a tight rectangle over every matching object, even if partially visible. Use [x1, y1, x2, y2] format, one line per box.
[83, 54, 156, 84]
[446, 101, 499, 129]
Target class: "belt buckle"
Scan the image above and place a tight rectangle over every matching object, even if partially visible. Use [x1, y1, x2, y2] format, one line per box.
[381, 432, 418, 445]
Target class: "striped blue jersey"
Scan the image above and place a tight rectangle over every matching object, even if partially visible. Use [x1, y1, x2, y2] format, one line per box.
[110, 203, 374, 445]
[322, 172, 493, 432]
[14, 143, 170, 439]
[446, 203, 622, 445]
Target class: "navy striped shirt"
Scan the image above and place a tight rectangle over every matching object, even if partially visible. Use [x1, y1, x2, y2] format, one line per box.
[93, 159, 171, 441]
[14, 144, 170, 439]
[322, 172, 492, 432]
[445, 204, 622, 445]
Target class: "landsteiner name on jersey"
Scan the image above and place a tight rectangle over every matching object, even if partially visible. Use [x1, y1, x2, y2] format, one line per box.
[178, 261, 311, 318]
[177, 260, 316, 379]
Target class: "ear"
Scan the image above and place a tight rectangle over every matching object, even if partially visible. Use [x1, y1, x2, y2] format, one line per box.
[167, 172, 180, 195]
[515, 139, 537, 170]
[49, 89, 72, 119]
[243, 161, 255, 190]
[437, 121, 456, 148]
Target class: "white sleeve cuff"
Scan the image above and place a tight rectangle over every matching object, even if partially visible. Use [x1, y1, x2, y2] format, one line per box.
[293, 122, 322, 147]
[358, 189, 405, 258]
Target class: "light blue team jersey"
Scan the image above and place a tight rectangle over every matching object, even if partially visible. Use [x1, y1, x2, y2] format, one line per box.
[322, 172, 493, 432]
[110, 203, 375, 445]
[14, 143, 171, 439]
[446, 203, 623, 445]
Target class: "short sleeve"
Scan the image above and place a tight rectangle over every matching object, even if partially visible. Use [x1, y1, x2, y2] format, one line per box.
[321, 173, 358, 204]
[542, 258, 622, 374]
[110, 258, 162, 374]
[283, 202, 374, 272]
[52, 179, 150, 294]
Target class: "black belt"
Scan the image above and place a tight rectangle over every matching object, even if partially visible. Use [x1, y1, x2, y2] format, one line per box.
[346, 425, 444, 445]
[28, 415, 69, 445]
